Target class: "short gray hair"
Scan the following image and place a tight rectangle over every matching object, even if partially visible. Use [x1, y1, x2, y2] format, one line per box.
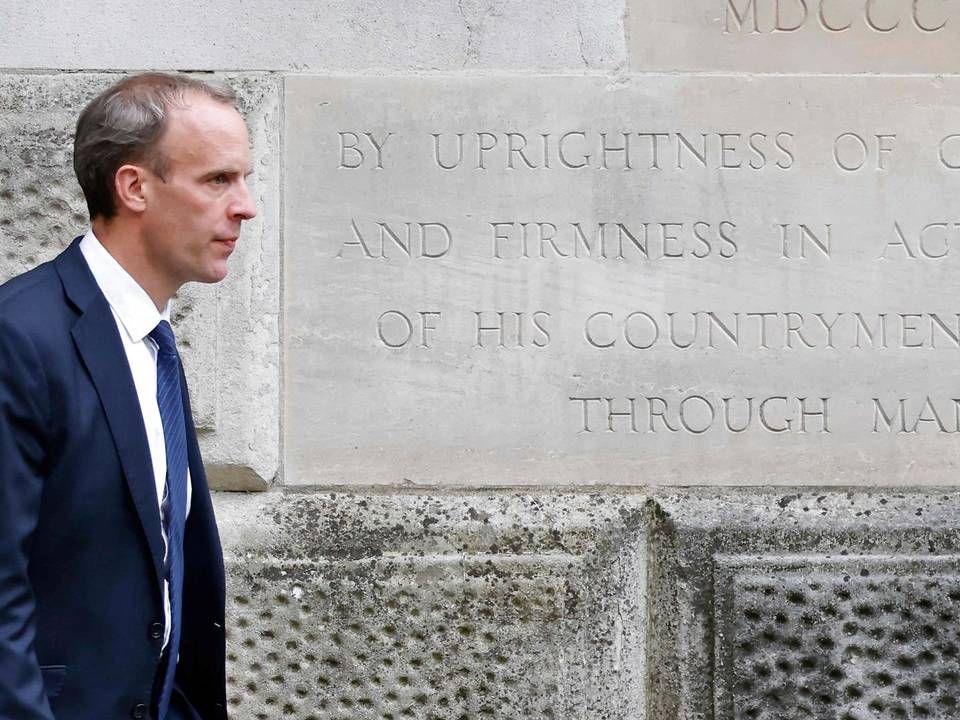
[73, 72, 237, 220]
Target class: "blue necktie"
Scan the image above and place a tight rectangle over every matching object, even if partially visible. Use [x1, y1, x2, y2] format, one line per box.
[149, 320, 188, 720]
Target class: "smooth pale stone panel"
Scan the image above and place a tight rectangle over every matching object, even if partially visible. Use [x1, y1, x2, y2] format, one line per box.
[0, 73, 280, 489]
[284, 75, 960, 486]
[629, 0, 960, 73]
[0, 0, 626, 72]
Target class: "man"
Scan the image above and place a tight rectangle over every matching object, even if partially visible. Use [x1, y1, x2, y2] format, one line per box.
[0, 73, 257, 719]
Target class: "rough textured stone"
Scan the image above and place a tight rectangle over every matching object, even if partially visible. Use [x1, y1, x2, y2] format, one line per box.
[285, 74, 960, 487]
[217, 489, 960, 718]
[0, 72, 280, 489]
[215, 490, 649, 719]
[648, 490, 960, 719]
[628, 0, 960, 73]
[716, 555, 960, 719]
[0, 0, 627, 72]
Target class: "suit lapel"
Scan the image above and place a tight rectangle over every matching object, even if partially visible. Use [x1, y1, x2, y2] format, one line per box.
[55, 240, 165, 585]
[180, 362, 224, 571]
[180, 363, 208, 496]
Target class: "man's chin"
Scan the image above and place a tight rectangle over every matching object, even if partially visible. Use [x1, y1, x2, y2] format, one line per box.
[190, 265, 230, 285]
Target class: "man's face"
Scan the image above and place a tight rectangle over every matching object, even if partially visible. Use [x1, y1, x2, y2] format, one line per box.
[140, 94, 256, 291]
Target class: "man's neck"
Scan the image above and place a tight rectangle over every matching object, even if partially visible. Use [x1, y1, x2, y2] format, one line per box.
[91, 218, 172, 312]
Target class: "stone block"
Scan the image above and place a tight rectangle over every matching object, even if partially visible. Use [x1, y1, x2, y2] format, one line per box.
[215, 490, 649, 719]
[0, 72, 281, 489]
[284, 74, 960, 486]
[628, 0, 960, 73]
[0, 0, 626, 71]
[715, 555, 960, 719]
[648, 490, 960, 719]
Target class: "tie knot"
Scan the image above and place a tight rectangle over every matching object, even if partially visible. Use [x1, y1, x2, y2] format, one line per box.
[149, 320, 178, 356]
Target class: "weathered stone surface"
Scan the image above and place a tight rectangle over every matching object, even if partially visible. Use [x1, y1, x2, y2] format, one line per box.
[716, 555, 960, 719]
[215, 490, 649, 719]
[285, 74, 960, 487]
[0, 0, 626, 71]
[629, 0, 960, 73]
[648, 490, 960, 719]
[218, 489, 960, 718]
[0, 73, 280, 488]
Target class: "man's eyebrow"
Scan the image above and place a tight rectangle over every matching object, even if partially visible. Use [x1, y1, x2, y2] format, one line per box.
[205, 168, 253, 178]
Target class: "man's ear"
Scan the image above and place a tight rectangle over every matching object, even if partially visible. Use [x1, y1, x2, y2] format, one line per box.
[114, 164, 149, 214]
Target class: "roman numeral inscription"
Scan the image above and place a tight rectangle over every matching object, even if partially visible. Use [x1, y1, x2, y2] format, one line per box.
[629, 0, 960, 73]
[723, 0, 952, 34]
[283, 76, 960, 486]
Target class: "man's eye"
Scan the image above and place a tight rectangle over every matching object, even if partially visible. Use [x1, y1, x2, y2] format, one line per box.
[211, 174, 228, 184]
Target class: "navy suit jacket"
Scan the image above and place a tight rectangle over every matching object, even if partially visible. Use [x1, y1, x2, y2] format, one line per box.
[0, 239, 227, 720]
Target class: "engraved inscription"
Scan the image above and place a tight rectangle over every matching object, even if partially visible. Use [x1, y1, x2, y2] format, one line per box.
[474, 311, 551, 349]
[779, 223, 832, 259]
[376, 310, 442, 348]
[337, 219, 453, 259]
[880, 222, 960, 259]
[570, 395, 831, 434]
[489, 221, 738, 260]
[872, 396, 960, 433]
[832, 132, 897, 171]
[581, 312, 960, 351]
[429, 131, 795, 171]
[338, 131, 393, 169]
[285, 76, 960, 486]
[939, 134, 960, 168]
[723, 0, 952, 34]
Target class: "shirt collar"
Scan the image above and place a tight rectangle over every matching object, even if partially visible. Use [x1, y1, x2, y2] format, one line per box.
[78, 229, 171, 343]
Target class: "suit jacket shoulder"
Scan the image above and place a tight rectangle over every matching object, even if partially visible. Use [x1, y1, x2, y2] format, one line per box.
[0, 255, 78, 353]
[0, 257, 59, 307]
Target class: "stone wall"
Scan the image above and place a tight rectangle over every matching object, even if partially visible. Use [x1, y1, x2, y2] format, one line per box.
[2, 1, 960, 717]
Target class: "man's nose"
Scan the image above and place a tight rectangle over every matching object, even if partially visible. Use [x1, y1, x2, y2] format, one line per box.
[231, 179, 258, 221]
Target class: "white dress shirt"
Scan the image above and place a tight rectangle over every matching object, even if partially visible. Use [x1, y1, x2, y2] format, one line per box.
[79, 229, 192, 649]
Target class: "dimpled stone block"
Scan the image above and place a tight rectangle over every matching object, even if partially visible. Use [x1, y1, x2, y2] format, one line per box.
[215, 490, 649, 720]
[715, 555, 960, 719]
[647, 490, 960, 719]
[0, 75, 94, 280]
[0, 73, 280, 489]
[0, 0, 626, 72]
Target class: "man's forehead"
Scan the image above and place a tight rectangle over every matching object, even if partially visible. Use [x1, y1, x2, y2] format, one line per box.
[159, 96, 250, 167]
[165, 94, 246, 136]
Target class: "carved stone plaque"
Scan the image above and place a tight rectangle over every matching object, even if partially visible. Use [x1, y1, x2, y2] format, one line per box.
[284, 76, 960, 485]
